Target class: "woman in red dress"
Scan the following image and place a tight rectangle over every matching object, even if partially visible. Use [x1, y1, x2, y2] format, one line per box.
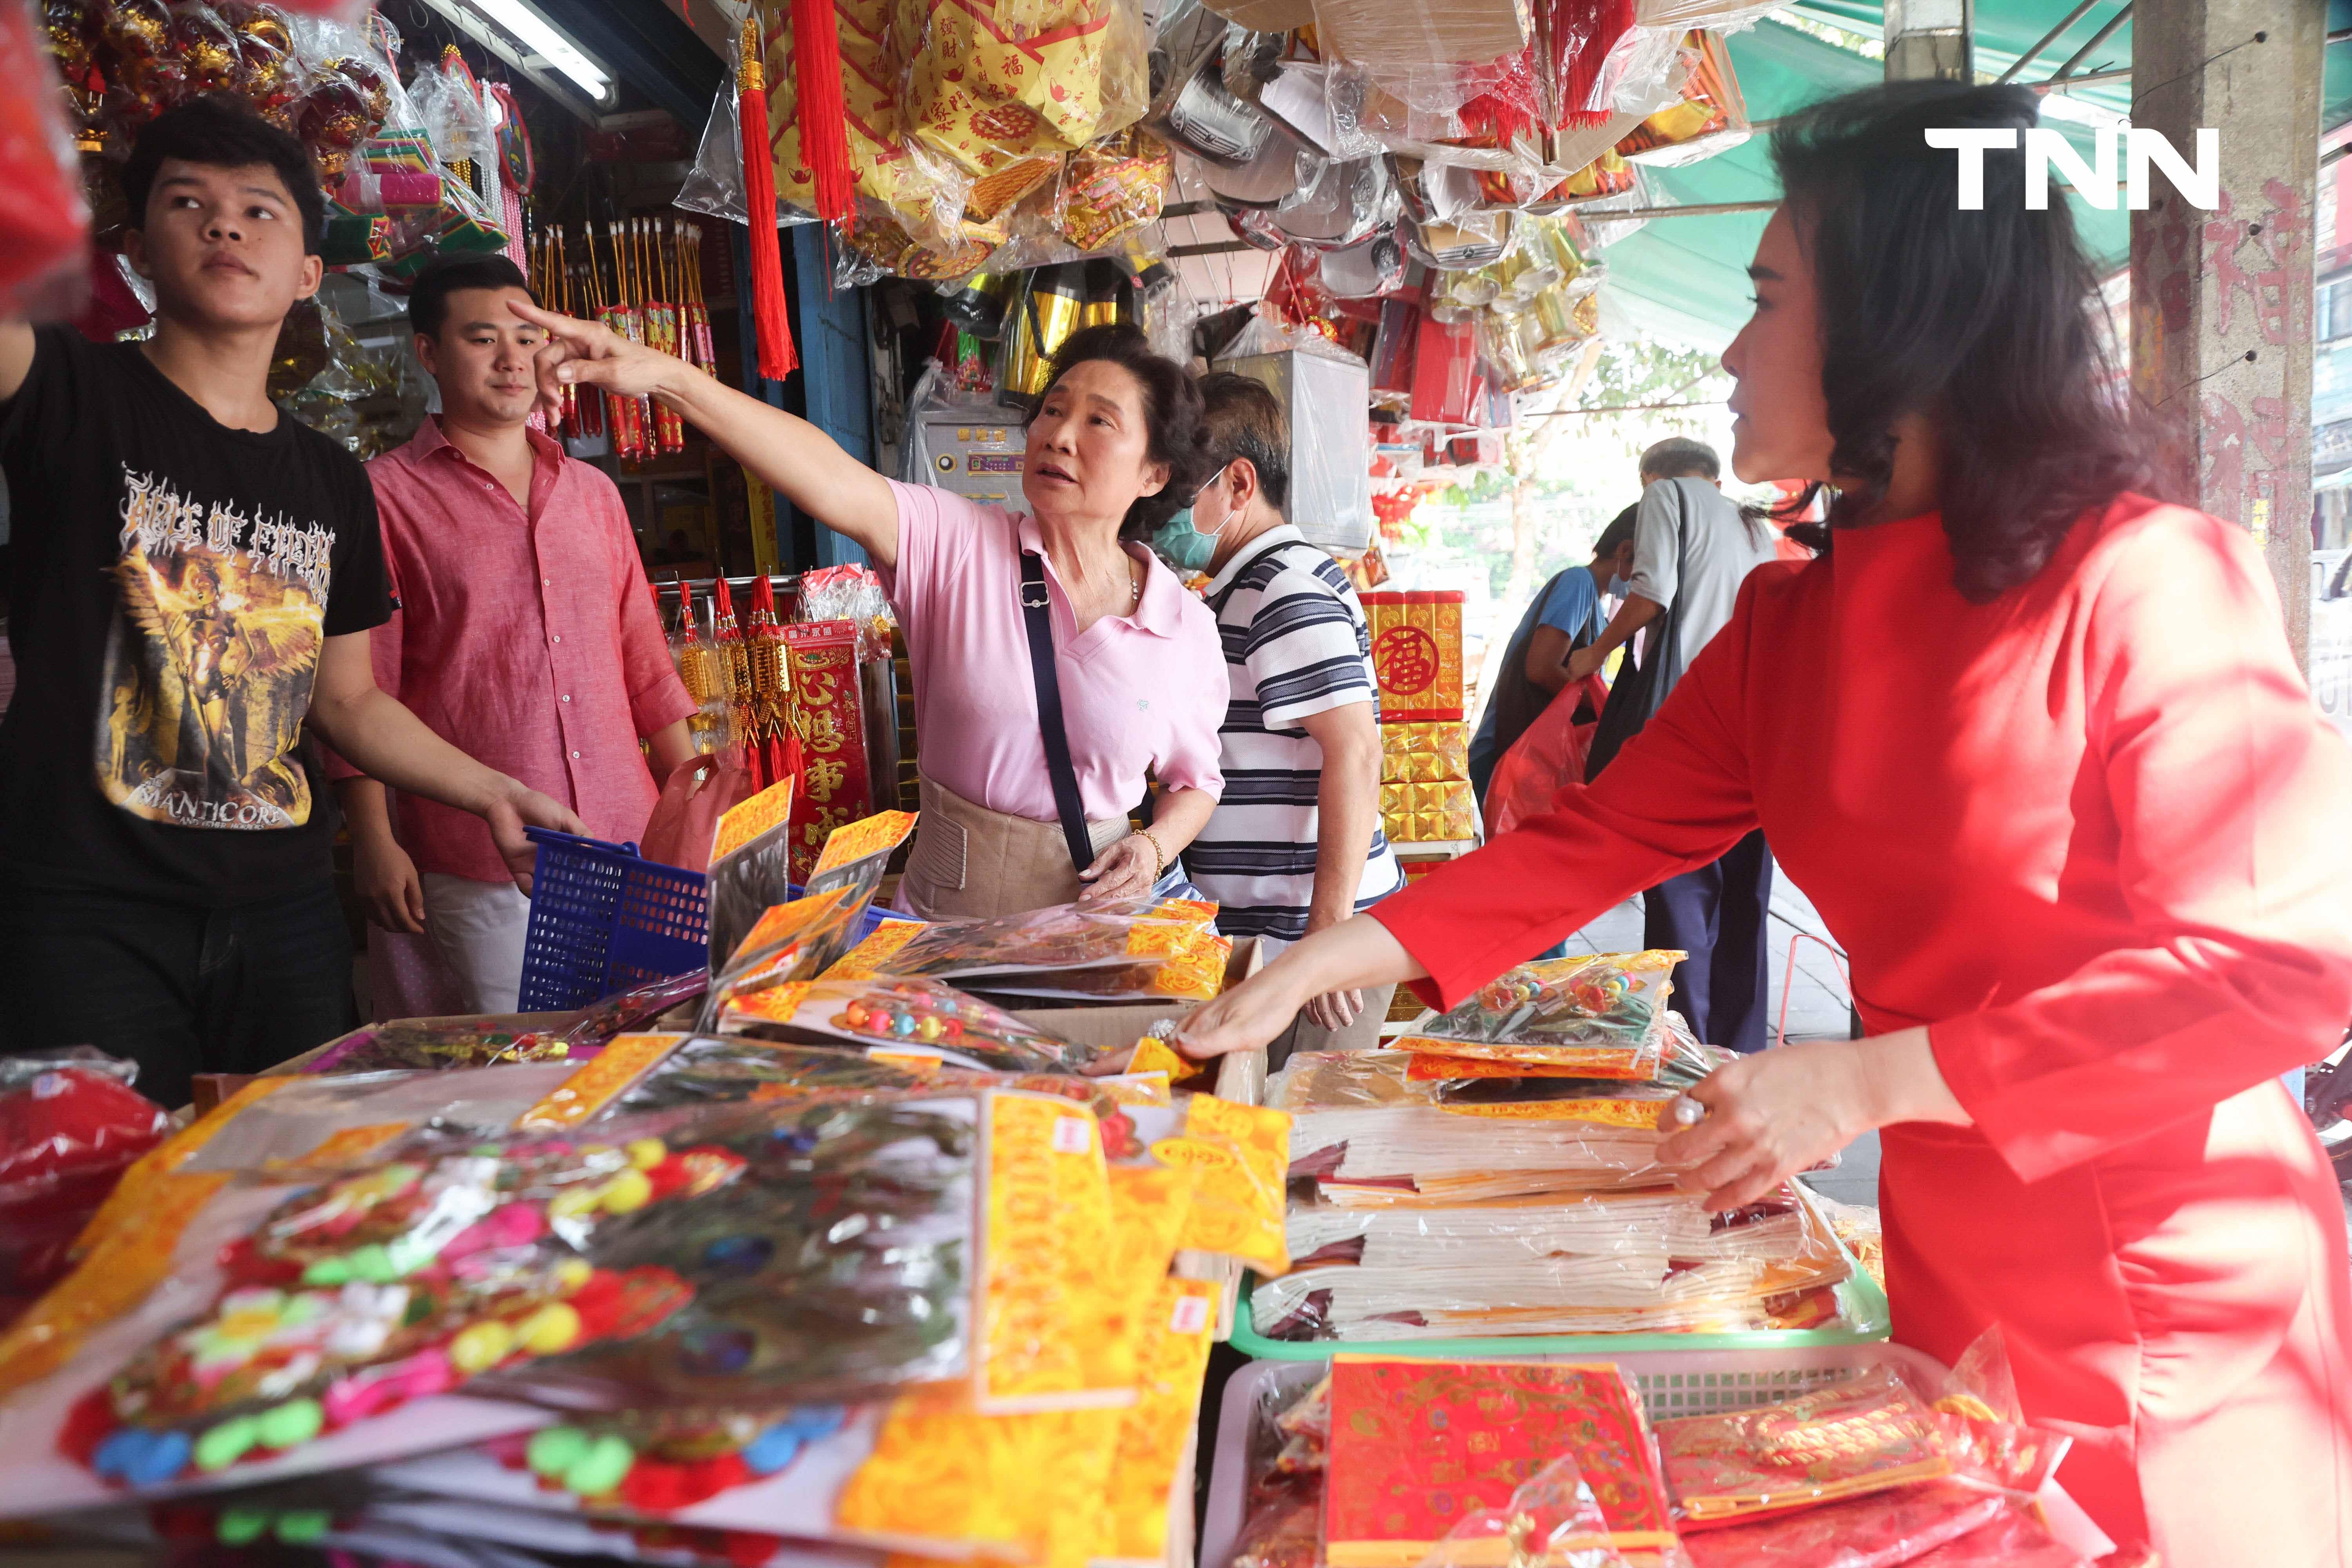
[1178, 83, 2352, 1562]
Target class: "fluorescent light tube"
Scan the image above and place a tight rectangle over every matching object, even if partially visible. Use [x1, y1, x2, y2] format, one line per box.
[465, 0, 612, 101]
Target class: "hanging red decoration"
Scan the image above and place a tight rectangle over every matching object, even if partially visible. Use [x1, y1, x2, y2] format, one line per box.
[747, 574, 795, 791]
[784, 0, 854, 223]
[1554, 0, 1636, 129]
[736, 15, 799, 379]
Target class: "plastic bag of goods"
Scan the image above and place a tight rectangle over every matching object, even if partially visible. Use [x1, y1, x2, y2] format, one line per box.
[0, 1049, 169, 1329]
[903, 0, 1151, 177]
[0, 0, 93, 318]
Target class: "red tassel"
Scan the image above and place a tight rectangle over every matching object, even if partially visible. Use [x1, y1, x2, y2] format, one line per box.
[1555, 0, 1635, 128]
[737, 17, 799, 380]
[788, 0, 855, 223]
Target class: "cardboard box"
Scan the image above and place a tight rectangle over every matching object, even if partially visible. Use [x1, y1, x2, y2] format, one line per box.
[1205, 0, 1529, 71]
[1201, 0, 1313, 30]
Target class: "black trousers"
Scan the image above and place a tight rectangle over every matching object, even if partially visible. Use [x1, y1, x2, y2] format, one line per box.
[1641, 829, 1774, 1054]
[0, 878, 357, 1107]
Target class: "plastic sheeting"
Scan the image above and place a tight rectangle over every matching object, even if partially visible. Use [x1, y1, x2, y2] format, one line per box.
[1214, 348, 1375, 555]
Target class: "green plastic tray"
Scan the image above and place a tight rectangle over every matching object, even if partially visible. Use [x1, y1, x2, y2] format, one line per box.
[1227, 1236, 1892, 1361]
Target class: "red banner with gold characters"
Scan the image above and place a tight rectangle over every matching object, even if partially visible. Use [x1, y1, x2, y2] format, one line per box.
[783, 619, 873, 882]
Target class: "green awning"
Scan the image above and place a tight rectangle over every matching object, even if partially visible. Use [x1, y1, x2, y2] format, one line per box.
[1596, 1, 2352, 348]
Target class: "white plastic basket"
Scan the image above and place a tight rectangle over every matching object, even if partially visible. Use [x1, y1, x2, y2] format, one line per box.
[1197, 1341, 1947, 1568]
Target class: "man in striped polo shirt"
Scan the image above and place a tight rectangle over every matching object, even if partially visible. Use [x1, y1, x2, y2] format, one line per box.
[1168, 374, 1402, 1058]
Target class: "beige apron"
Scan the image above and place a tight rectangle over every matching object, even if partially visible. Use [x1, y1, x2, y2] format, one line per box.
[900, 774, 1129, 920]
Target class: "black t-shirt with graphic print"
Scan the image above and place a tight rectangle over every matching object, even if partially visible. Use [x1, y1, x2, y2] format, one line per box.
[0, 326, 392, 904]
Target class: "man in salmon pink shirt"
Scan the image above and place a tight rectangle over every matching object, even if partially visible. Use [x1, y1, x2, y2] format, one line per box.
[330, 256, 698, 1013]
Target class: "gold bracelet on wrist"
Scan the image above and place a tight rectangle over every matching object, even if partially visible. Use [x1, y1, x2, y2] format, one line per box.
[1131, 828, 1167, 881]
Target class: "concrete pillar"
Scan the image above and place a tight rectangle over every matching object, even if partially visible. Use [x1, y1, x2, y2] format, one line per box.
[2130, 0, 2324, 665]
[1883, 0, 1975, 83]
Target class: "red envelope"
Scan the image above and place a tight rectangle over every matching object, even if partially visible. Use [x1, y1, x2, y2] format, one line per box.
[1323, 1356, 1675, 1565]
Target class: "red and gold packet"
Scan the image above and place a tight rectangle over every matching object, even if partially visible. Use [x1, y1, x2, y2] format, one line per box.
[784, 619, 875, 884]
[1361, 591, 1466, 722]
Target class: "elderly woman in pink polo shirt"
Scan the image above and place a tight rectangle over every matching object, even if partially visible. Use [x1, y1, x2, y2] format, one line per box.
[515, 307, 1227, 918]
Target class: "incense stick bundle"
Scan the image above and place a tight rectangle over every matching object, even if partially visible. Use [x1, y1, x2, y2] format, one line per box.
[644, 218, 687, 455]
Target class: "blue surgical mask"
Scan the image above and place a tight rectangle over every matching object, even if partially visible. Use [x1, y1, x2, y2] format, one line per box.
[1150, 464, 1234, 572]
[1608, 574, 1631, 597]
[1152, 508, 1220, 572]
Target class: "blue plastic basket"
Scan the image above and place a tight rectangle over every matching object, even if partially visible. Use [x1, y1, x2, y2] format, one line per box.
[518, 828, 711, 1012]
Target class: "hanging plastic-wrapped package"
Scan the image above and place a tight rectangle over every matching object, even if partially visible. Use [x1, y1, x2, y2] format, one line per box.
[1058, 126, 1171, 251]
[848, 210, 1004, 281]
[165, 1, 244, 95]
[279, 20, 394, 183]
[1614, 29, 1748, 165]
[322, 13, 441, 229]
[759, 0, 980, 266]
[0, 0, 92, 320]
[368, 50, 507, 280]
[409, 45, 494, 171]
[964, 151, 1062, 226]
[1406, 306, 1479, 426]
[904, 0, 1151, 177]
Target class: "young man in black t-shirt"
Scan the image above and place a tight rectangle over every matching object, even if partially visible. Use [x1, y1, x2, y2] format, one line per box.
[0, 97, 584, 1104]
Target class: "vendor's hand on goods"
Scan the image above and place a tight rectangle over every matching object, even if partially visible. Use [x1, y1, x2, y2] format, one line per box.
[1077, 834, 1158, 906]
[1655, 1037, 1876, 1212]
[1079, 1044, 1138, 1076]
[354, 831, 427, 936]
[1305, 988, 1363, 1032]
[485, 785, 588, 897]
[508, 299, 680, 413]
[1565, 643, 1608, 684]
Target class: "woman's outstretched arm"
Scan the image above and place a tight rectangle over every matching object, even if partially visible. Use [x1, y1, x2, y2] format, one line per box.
[512, 299, 900, 568]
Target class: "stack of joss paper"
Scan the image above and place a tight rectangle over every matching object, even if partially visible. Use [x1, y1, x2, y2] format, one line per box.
[1258, 951, 1857, 1341]
[1227, 1347, 2100, 1568]
[0, 872, 1294, 1568]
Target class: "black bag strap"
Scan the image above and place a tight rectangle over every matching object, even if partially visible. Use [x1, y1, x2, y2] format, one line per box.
[1017, 549, 1101, 875]
[1652, 478, 1695, 692]
[1583, 482, 1695, 783]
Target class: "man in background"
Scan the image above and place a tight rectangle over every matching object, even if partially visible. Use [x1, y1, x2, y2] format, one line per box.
[1177, 374, 1402, 1056]
[1568, 437, 1780, 1052]
[1468, 506, 1638, 809]
[332, 254, 697, 1015]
